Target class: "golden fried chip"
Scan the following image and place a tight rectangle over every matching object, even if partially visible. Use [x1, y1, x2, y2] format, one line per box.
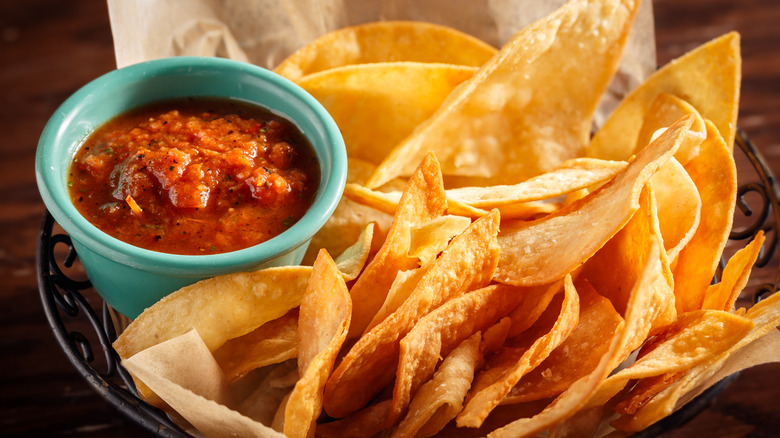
[650, 158, 701, 262]
[605, 309, 753, 398]
[214, 309, 299, 382]
[585, 237, 678, 408]
[634, 93, 707, 165]
[298, 63, 477, 165]
[366, 0, 639, 189]
[273, 21, 497, 81]
[408, 215, 473, 265]
[457, 274, 580, 428]
[393, 332, 482, 438]
[390, 283, 531, 425]
[114, 266, 313, 358]
[365, 268, 428, 334]
[347, 153, 448, 339]
[489, 239, 672, 437]
[284, 250, 351, 438]
[495, 115, 693, 287]
[445, 158, 627, 207]
[324, 209, 501, 418]
[334, 222, 378, 281]
[612, 309, 754, 416]
[673, 121, 738, 313]
[316, 400, 393, 438]
[702, 231, 765, 311]
[504, 280, 623, 404]
[343, 183, 489, 219]
[613, 285, 780, 432]
[587, 32, 741, 160]
[505, 279, 565, 339]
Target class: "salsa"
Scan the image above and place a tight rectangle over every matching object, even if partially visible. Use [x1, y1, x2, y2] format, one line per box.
[68, 97, 320, 255]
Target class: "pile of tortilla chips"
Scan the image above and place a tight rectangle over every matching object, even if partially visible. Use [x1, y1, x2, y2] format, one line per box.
[112, 1, 780, 437]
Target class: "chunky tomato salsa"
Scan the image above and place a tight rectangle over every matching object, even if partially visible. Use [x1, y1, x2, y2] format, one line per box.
[68, 97, 320, 255]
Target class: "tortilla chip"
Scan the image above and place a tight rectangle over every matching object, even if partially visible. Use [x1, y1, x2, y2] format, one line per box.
[274, 21, 497, 81]
[392, 333, 483, 438]
[495, 115, 693, 287]
[457, 273, 580, 428]
[298, 62, 477, 165]
[284, 250, 352, 438]
[444, 158, 627, 207]
[504, 280, 623, 404]
[672, 120, 738, 313]
[634, 93, 707, 165]
[214, 309, 299, 382]
[612, 288, 780, 431]
[366, 0, 639, 188]
[324, 209, 501, 418]
[390, 283, 531, 425]
[347, 152, 448, 339]
[702, 231, 765, 311]
[587, 32, 741, 160]
[612, 309, 754, 416]
[650, 158, 701, 262]
[343, 183, 489, 219]
[316, 400, 393, 438]
[114, 266, 313, 358]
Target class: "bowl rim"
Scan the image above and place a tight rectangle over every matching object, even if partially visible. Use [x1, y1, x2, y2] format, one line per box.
[35, 56, 347, 274]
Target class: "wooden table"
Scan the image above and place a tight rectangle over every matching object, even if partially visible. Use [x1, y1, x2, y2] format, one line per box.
[1, 0, 778, 436]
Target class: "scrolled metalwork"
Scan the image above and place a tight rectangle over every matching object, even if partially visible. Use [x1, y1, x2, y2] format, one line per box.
[37, 213, 188, 437]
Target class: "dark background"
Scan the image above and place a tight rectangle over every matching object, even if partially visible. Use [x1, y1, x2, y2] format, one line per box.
[1, 0, 779, 436]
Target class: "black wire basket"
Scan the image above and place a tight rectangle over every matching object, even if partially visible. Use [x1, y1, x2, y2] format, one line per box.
[36, 129, 779, 437]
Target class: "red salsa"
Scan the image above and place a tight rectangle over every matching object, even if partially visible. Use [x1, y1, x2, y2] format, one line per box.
[68, 97, 320, 255]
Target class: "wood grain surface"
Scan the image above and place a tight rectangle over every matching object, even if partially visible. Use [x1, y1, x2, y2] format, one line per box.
[1, 0, 778, 436]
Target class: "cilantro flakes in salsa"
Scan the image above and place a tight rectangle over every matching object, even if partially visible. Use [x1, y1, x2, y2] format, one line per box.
[68, 97, 320, 255]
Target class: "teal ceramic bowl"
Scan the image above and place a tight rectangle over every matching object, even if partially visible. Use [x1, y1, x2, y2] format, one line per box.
[35, 56, 346, 319]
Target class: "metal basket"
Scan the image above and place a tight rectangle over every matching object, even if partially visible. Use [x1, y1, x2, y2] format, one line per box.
[36, 130, 779, 437]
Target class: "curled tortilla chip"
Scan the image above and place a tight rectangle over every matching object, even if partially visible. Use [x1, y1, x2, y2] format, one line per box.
[334, 222, 378, 281]
[504, 280, 623, 404]
[347, 153, 448, 339]
[495, 115, 693, 287]
[651, 158, 701, 262]
[390, 283, 530, 425]
[445, 158, 627, 207]
[612, 288, 780, 432]
[214, 309, 299, 382]
[702, 231, 765, 312]
[298, 62, 477, 165]
[612, 309, 754, 416]
[587, 32, 741, 160]
[316, 400, 393, 438]
[273, 20, 497, 81]
[457, 274, 580, 428]
[673, 121, 738, 313]
[284, 250, 351, 438]
[392, 332, 482, 438]
[324, 209, 501, 419]
[635, 93, 707, 165]
[114, 266, 313, 358]
[408, 215, 473, 266]
[343, 183, 489, 219]
[366, 0, 639, 188]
